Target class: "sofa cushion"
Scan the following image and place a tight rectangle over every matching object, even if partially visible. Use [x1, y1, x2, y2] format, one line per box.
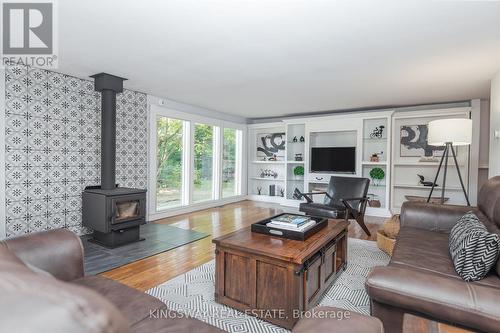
[74, 275, 166, 326]
[0, 258, 129, 333]
[299, 202, 346, 219]
[366, 266, 500, 333]
[493, 202, 500, 277]
[477, 175, 500, 226]
[75, 276, 224, 332]
[449, 212, 500, 281]
[392, 227, 500, 288]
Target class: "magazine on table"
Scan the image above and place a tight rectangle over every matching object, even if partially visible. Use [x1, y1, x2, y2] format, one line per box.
[269, 214, 311, 227]
[267, 220, 316, 232]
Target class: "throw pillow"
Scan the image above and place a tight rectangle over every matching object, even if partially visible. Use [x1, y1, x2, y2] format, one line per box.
[449, 211, 500, 281]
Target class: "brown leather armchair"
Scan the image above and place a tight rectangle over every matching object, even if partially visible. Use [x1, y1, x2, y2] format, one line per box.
[366, 176, 500, 333]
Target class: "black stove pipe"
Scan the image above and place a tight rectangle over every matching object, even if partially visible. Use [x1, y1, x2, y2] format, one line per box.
[90, 73, 127, 190]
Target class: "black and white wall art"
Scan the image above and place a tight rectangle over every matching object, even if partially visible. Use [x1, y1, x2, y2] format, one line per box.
[256, 132, 286, 161]
[3, 65, 148, 237]
[400, 124, 444, 157]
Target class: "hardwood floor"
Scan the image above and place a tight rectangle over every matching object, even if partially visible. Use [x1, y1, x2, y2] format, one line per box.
[100, 200, 380, 291]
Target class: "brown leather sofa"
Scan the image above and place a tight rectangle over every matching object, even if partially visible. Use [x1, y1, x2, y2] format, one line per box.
[0, 228, 222, 333]
[366, 176, 500, 333]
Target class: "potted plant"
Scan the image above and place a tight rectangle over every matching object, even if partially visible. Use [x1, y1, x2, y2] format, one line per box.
[293, 166, 304, 179]
[369, 167, 385, 186]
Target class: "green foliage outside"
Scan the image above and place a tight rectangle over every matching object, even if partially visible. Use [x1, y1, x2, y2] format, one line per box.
[155, 118, 238, 208]
[222, 128, 237, 197]
[157, 117, 183, 190]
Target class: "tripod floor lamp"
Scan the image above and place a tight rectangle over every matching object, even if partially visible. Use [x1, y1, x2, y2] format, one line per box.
[426, 118, 472, 206]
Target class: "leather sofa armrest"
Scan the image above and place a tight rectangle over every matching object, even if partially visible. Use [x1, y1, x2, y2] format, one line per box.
[3, 229, 84, 281]
[400, 201, 472, 233]
[366, 266, 500, 333]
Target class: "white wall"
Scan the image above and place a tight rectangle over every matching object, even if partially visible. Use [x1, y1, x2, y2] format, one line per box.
[148, 95, 247, 124]
[489, 72, 500, 177]
[478, 100, 490, 191]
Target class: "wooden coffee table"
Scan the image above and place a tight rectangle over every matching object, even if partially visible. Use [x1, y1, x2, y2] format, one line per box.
[213, 219, 348, 329]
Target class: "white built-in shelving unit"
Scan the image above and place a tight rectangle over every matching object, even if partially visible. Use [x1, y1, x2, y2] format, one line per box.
[247, 106, 477, 217]
[247, 122, 307, 206]
[390, 108, 472, 213]
[248, 111, 393, 216]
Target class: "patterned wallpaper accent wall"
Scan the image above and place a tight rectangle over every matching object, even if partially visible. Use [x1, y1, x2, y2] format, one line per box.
[4, 65, 148, 237]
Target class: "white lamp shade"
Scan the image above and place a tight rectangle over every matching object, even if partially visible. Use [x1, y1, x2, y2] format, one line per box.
[427, 118, 472, 146]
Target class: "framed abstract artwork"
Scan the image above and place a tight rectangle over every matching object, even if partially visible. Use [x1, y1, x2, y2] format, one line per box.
[256, 132, 286, 160]
[400, 125, 445, 157]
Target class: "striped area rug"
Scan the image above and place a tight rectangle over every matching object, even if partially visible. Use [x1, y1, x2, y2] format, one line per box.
[147, 238, 390, 333]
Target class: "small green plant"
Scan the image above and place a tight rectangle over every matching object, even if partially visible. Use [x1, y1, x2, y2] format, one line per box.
[293, 165, 304, 176]
[369, 167, 385, 186]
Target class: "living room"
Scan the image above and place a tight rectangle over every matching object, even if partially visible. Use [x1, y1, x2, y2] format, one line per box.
[1, 1, 500, 333]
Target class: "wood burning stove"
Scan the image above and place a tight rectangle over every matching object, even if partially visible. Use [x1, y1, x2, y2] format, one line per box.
[83, 186, 146, 247]
[82, 73, 147, 248]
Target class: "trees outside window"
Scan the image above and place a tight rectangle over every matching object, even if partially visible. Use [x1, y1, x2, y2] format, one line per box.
[223, 128, 238, 198]
[193, 124, 215, 202]
[153, 111, 243, 213]
[156, 117, 183, 210]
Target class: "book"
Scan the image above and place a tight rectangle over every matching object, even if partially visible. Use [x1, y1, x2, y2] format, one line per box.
[269, 214, 310, 227]
[267, 220, 316, 232]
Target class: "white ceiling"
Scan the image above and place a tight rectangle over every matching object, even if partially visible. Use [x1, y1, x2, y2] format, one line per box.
[59, 0, 500, 118]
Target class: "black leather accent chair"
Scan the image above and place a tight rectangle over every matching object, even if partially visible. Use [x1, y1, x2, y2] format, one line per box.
[298, 176, 371, 235]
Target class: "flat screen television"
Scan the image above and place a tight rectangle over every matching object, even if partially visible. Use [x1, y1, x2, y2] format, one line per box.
[310, 147, 356, 173]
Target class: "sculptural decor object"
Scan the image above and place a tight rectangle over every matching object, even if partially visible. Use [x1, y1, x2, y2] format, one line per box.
[417, 174, 438, 187]
[370, 125, 385, 139]
[370, 151, 383, 162]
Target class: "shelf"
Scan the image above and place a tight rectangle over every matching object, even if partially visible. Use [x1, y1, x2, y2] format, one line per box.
[251, 160, 286, 164]
[362, 161, 388, 166]
[248, 195, 284, 203]
[250, 177, 285, 181]
[369, 184, 386, 188]
[287, 179, 304, 182]
[393, 184, 463, 191]
[286, 160, 305, 164]
[394, 162, 465, 167]
[363, 137, 387, 141]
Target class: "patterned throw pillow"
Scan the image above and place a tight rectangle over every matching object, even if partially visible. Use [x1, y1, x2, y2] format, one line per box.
[449, 211, 500, 281]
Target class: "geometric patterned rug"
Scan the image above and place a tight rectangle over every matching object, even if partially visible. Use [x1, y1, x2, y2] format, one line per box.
[147, 238, 390, 333]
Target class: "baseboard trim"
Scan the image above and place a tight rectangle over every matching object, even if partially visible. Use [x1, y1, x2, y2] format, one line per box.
[149, 195, 248, 221]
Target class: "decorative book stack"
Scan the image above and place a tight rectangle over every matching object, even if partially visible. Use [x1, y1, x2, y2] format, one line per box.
[266, 214, 316, 232]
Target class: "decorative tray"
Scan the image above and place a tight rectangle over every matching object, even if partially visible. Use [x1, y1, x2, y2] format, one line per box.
[251, 213, 328, 241]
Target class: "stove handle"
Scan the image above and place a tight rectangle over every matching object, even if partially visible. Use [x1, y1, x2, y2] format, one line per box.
[110, 207, 116, 222]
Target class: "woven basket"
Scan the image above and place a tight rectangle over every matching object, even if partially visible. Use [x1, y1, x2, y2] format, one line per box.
[383, 214, 400, 239]
[377, 229, 396, 256]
